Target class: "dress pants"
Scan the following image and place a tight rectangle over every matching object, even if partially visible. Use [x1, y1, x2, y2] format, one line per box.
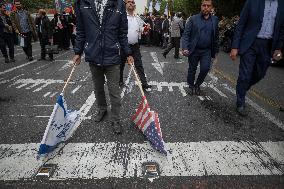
[236, 38, 271, 107]
[163, 37, 180, 58]
[89, 64, 121, 121]
[187, 48, 211, 88]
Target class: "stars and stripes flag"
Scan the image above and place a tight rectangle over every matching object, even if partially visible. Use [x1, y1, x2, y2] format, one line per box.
[132, 96, 167, 155]
[38, 93, 81, 157]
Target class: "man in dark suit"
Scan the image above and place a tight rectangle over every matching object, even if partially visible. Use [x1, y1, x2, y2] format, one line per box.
[35, 9, 54, 61]
[182, 0, 219, 95]
[230, 0, 284, 116]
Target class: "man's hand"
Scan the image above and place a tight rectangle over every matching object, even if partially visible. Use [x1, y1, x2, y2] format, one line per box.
[230, 48, 238, 61]
[127, 55, 134, 65]
[73, 55, 81, 65]
[182, 49, 190, 57]
[273, 50, 282, 61]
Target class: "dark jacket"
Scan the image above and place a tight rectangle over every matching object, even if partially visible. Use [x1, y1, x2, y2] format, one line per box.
[10, 9, 38, 41]
[182, 13, 219, 58]
[74, 0, 131, 66]
[232, 0, 284, 54]
[162, 19, 169, 34]
[35, 16, 53, 39]
[0, 16, 4, 37]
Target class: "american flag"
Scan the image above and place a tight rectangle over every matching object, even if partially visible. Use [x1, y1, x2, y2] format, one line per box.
[132, 96, 167, 155]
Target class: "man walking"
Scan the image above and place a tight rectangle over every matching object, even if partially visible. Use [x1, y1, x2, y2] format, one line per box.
[10, 0, 37, 61]
[182, 0, 219, 95]
[162, 12, 184, 59]
[0, 3, 15, 63]
[35, 9, 54, 61]
[119, 0, 152, 91]
[73, 0, 134, 134]
[230, 0, 284, 116]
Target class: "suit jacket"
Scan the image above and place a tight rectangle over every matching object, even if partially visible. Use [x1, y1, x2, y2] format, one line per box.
[10, 10, 38, 41]
[35, 16, 53, 39]
[182, 13, 219, 58]
[232, 0, 284, 54]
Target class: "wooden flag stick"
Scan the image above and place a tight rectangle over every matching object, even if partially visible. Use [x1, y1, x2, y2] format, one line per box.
[61, 64, 77, 94]
[131, 64, 145, 97]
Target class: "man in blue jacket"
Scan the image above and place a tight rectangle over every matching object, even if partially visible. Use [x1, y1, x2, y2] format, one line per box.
[230, 0, 284, 116]
[182, 0, 219, 95]
[72, 0, 134, 134]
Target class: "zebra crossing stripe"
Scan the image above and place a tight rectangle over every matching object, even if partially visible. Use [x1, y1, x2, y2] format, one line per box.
[0, 141, 283, 180]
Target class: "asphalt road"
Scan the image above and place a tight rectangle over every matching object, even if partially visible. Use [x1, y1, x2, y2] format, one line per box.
[0, 43, 284, 189]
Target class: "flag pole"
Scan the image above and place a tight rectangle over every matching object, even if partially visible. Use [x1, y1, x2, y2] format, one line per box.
[61, 64, 76, 94]
[131, 64, 145, 97]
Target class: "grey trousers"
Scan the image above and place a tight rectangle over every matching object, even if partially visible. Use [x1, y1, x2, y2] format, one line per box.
[89, 64, 121, 121]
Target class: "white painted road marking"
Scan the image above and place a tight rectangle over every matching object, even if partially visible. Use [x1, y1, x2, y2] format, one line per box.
[150, 52, 168, 75]
[0, 141, 283, 180]
[0, 51, 71, 76]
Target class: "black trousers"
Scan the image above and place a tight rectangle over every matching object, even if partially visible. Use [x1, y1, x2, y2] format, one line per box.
[22, 32, 33, 58]
[0, 33, 14, 59]
[163, 37, 180, 58]
[120, 43, 148, 86]
[39, 33, 53, 59]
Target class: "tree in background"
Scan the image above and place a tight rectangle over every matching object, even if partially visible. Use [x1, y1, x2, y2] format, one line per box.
[152, 0, 246, 18]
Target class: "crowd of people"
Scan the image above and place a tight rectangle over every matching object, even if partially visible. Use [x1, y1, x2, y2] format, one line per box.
[0, 0, 76, 63]
[1, 0, 284, 134]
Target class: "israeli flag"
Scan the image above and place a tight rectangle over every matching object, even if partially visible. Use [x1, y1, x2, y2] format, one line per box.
[164, 3, 168, 16]
[38, 93, 81, 156]
[149, 1, 153, 13]
[155, 1, 161, 11]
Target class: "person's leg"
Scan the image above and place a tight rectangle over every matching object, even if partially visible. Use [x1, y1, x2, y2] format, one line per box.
[89, 63, 108, 114]
[6, 34, 15, 61]
[132, 45, 148, 87]
[26, 32, 33, 60]
[248, 39, 271, 89]
[195, 50, 211, 87]
[174, 37, 181, 58]
[163, 37, 174, 57]
[105, 65, 121, 122]
[0, 37, 9, 62]
[236, 47, 257, 109]
[187, 53, 200, 88]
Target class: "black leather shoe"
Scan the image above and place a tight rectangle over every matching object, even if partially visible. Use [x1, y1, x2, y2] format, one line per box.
[119, 81, 124, 87]
[28, 57, 34, 61]
[37, 58, 46, 61]
[142, 84, 152, 91]
[236, 106, 248, 117]
[186, 87, 194, 95]
[112, 121, 122, 134]
[94, 110, 107, 122]
[4, 57, 9, 63]
[194, 86, 201, 96]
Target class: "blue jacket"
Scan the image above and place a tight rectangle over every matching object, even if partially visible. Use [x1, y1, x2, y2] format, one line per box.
[232, 0, 284, 54]
[182, 13, 219, 58]
[74, 0, 131, 66]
